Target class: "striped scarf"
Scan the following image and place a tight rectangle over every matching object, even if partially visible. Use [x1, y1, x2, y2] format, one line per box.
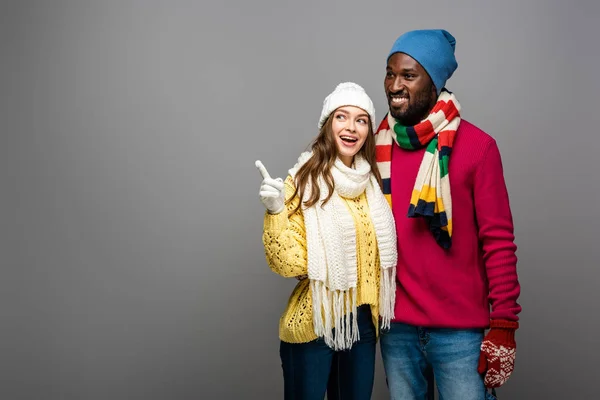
[375, 90, 461, 249]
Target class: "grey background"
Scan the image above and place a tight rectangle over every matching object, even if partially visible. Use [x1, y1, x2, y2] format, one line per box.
[1, 0, 598, 399]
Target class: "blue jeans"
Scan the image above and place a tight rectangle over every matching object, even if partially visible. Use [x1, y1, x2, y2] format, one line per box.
[279, 305, 376, 400]
[380, 323, 496, 400]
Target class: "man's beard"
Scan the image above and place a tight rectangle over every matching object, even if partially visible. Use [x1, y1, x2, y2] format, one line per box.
[389, 84, 437, 126]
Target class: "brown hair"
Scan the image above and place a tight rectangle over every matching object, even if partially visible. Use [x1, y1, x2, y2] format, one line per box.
[289, 112, 382, 215]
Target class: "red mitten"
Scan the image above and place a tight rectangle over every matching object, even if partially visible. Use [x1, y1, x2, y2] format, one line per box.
[477, 319, 518, 388]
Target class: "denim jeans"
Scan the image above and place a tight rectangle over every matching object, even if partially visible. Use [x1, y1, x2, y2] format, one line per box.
[279, 305, 376, 400]
[380, 322, 497, 400]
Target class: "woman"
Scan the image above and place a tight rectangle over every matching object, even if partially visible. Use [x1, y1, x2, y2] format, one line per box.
[255, 82, 397, 399]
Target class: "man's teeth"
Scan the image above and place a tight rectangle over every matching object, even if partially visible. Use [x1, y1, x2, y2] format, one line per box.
[391, 97, 408, 103]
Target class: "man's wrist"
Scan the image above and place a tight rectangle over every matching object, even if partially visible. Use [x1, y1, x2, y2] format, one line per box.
[490, 319, 519, 330]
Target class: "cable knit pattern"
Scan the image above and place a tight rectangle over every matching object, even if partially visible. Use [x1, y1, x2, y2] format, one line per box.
[349, 196, 380, 310]
[285, 152, 396, 350]
[262, 175, 390, 345]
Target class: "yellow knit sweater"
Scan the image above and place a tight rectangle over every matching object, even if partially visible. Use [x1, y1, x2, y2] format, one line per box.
[262, 175, 381, 344]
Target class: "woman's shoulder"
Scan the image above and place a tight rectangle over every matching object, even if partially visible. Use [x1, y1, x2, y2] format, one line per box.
[288, 151, 314, 178]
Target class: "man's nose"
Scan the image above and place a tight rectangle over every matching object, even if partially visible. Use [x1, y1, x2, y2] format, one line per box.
[390, 77, 405, 93]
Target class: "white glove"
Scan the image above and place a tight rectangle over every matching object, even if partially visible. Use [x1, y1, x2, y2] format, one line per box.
[255, 160, 285, 214]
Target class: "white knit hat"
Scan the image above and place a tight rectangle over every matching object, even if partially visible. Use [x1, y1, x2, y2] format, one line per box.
[318, 82, 376, 131]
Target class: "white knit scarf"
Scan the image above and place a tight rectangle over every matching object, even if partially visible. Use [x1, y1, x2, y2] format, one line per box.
[289, 151, 397, 350]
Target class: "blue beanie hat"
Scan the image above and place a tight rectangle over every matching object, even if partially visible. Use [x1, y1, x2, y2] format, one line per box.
[388, 29, 458, 95]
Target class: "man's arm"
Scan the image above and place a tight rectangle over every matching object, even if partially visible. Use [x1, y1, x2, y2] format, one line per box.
[474, 139, 521, 320]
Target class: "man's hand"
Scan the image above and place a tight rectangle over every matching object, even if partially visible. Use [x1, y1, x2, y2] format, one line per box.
[478, 320, 518, 388]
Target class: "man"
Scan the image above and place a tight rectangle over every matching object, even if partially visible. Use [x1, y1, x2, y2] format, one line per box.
[375, 29, 521, 400]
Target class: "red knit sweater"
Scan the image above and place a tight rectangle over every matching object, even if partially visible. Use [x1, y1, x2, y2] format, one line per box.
[390, 119, 521, 328]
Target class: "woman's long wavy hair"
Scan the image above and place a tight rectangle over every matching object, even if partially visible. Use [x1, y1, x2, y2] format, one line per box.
[289, 112, 382, 215]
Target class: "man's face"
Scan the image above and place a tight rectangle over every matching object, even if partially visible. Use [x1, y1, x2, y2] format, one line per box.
[384, 52, 437, 126]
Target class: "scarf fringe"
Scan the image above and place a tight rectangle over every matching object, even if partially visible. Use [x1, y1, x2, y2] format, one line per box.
[291, 152, 397, 350]
[379, 266, 396, 330]
[311, 280, 359, 351]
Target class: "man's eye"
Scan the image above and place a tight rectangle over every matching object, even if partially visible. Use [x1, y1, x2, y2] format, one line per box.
[386, 72, 394, 78]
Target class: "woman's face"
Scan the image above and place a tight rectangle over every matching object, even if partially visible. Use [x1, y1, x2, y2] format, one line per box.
[330, 106, 370, 167]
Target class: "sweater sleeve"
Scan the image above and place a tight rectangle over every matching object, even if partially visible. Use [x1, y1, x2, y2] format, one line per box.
[473, 140, 522, 321]
[262, 175, 308, 278]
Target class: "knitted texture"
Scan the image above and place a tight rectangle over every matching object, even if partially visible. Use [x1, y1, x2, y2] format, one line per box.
[386, 120, 521, 327]
[375, 90, 461, 249]
[387, 29, 458, 95]
[285, 152, 396, 350]
[262, 176, 387, 344]
[318, 82, 377, 131]
[478, 320, 519, 388]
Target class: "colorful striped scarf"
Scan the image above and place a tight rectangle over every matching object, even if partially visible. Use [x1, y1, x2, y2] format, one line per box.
[375, 90, 461, 249]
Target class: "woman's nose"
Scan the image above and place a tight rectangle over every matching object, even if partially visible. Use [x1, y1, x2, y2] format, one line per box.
[346, 119, 356, 132]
